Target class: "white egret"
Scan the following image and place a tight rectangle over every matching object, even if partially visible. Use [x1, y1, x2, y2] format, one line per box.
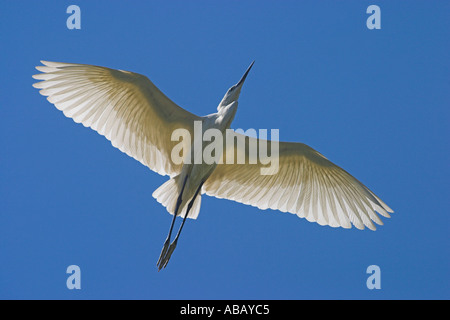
[33, 61, 393, 270]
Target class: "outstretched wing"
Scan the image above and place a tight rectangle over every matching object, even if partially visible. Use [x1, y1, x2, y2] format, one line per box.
[33, 61, 201, 177]
[203, 132, 393, 230]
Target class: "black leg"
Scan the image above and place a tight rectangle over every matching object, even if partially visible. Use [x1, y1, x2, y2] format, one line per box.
[157, 176, 188, 270]
[174, 183, 203, 242]
[159, 182, 204, 270]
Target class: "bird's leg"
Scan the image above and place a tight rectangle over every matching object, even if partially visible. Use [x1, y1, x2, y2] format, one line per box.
[157, 176, 187, 270]
[160, 182, 204, 269]
[172, 183, 203, 244]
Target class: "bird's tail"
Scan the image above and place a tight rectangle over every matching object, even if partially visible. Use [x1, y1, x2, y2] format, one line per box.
[152, 177, 202, 219]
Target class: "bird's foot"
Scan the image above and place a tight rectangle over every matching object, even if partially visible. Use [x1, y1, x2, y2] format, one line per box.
[157, 238, 170, 270]
[157, 239, 178, 271]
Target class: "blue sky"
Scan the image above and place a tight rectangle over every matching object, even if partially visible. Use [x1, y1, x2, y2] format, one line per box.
[1, 1, 449, 299]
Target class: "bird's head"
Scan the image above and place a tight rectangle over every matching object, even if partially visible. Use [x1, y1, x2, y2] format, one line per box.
[218, 61, 254, 111]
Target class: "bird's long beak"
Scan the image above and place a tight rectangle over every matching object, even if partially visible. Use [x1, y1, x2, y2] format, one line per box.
[236, 61, 255, 88]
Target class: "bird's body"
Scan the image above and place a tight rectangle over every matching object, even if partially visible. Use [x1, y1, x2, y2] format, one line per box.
[33, 60, 393, 270]
[157, 110, 232, 219]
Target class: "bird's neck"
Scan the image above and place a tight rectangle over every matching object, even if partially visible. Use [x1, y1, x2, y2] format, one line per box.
[216, 101, 238, 130]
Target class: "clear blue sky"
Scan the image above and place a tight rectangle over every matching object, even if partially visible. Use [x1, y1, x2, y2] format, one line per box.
[1, 1, 449, 299]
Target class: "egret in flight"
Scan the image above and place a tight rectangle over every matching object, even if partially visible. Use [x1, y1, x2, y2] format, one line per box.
[33, 61, 393, 270]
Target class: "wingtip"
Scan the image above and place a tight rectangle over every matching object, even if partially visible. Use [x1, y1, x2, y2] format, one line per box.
[35, 66, 49, 72]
